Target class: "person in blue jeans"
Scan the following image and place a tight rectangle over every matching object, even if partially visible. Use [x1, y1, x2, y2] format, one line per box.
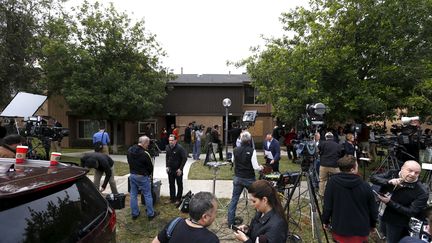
[227, 131, 263, 226]
[127, 136, 159, 220]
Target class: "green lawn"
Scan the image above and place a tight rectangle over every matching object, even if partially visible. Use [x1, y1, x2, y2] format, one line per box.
[188, 154, 302, 180]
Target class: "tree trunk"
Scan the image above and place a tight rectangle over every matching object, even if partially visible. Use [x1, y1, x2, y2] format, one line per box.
[111, 120, 119, 154]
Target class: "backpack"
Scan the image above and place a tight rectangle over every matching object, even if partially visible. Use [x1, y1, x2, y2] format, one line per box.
[178, 190, 193, 213]
[166, 217, 182, 239]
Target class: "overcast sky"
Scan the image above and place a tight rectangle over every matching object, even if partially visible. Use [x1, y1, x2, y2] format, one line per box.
[69, 0, 306, 74]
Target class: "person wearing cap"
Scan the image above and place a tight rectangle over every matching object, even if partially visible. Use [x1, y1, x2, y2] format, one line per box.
[0, 134, 23, 158]
[317, 131, 342, 197]
[80, 152, 118, 194]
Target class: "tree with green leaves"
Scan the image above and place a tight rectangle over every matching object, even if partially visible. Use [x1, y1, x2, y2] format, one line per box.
[0, 0, 64, 109]
[40, 1, 172, 150]
[242, 0, 432, 126]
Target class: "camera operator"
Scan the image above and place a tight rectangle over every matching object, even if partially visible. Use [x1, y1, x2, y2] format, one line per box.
[318, 132, 342, 197]
[370, 160, 428, 243]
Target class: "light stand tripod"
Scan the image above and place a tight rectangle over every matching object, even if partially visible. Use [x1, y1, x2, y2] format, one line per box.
[372, 143, 413, 174]
[206, 161, 230, 196]
[283, 161, 329, 243]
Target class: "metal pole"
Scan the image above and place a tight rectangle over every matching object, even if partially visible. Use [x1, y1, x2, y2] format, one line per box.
[225, 107, 229, 160]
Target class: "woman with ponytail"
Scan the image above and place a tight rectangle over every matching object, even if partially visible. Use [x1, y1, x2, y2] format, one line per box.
[233, 180, 288, 243]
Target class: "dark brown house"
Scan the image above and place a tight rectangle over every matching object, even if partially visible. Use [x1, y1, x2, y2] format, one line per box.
[36, 74, 275, 148]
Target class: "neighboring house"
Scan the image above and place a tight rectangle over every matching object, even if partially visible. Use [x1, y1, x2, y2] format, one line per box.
[28, 74, 275, 147]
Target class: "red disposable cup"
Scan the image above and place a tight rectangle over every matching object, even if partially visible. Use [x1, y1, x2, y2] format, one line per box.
[16, 145, 28, 164]
[50, 152, 61, 166]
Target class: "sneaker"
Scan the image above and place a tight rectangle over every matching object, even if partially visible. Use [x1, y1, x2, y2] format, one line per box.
[148, 211, 159, 221]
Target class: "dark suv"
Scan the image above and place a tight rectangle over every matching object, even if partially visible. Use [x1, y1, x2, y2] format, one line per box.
[0, 158, 116, 243]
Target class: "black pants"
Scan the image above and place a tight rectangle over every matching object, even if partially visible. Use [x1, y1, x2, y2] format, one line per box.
[266, 158, 279, 172]
[287, 145, 297, 160]
[168, 172, 183, 201]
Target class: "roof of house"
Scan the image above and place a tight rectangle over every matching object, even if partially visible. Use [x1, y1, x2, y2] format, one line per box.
[168, 74, 251, 86]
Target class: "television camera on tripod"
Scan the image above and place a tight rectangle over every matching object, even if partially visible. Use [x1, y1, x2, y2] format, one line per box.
[0, 92, 70, 160]
[20, 116, 70, 159]
[262, 103, 329, 242]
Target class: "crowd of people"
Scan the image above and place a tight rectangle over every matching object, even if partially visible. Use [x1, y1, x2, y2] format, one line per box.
[3, 116, 430, 242]
[88, 119, 432, 243]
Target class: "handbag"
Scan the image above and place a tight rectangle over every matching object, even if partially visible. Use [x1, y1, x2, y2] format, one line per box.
[94, 132, 105, 152]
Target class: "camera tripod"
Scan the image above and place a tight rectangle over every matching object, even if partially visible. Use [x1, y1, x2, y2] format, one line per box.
[282, 163, 329, 243]
[372, 144, 414, 174]
[206, 161, 251, 240]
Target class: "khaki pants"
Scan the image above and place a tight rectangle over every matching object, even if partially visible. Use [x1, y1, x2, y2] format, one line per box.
[319, 166, 340, 196]
[101, 145, 109, 155]
[51, 141, 61, 153]
[94, 165, 118, 194]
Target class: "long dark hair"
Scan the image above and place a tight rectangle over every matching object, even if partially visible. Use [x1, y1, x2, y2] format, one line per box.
[248, 180, 287, 224]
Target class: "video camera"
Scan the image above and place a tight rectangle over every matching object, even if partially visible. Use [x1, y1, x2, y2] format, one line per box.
[291, 103, 326, 171]
[292, 139, 318, 172]
[21, 116, 69, 141]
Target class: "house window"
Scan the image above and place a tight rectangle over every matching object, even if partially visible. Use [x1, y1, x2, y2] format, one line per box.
[244, 86, 262, 104]
[78, 120, 103, 139]
[138, 121, 157, 139]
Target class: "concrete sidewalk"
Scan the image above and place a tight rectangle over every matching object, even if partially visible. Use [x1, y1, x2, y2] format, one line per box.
[64, 151, 235, 198]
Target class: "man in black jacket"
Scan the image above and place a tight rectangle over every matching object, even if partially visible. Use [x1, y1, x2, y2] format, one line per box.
[184, 123, 193, 158]
[81, 152, 118, 194]
[166, 134, 187, 204]
[323, 155, 378, 242]
[127, 135, 158, 220]
[318, 132, 342, 196]
[371, 160, 428, 243]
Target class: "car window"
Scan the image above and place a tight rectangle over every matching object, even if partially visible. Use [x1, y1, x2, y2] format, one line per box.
[0, 176, 108, 243]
